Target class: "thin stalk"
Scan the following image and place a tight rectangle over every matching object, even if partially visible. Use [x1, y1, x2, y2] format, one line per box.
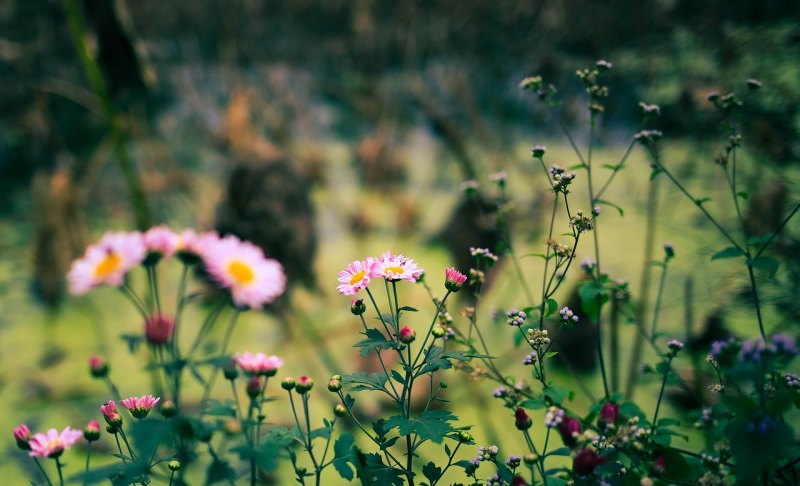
[754, 203, 800, 258]
[595, 140, 636, 200]
[746, 264, 767, 340]
[118, 428, 137, 461]
[430, 441, 462, 486]
[653, 357, 673, 424]
[120, 284, 149, 319]
[650, 259, 669, 337]
[522, 429, 547, 485]
[33, 457, 54, 486]
[147, 265, 161, 315]
[301, 395, 322, 486]
[55, 457, 64, 486]
[201, 310, 242, 405]
[83, 441, 92, 486]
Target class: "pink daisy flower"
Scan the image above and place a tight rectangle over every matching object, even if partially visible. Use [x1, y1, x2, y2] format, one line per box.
[337, 258, 377, 295]
[375, 251, 423, 283]
[235, 352, 284, 376]
[100, 400, 123, 426]
[67, 231, 147, 295]
[202, 235, 286, 309]
[28, 427, 83, 458]
[13, 424, 31, 450]
[444, 267, 467, 292]
[176, 229, 220, 259]
[143, 226, 180, 259]
[120, 395, 161, 419]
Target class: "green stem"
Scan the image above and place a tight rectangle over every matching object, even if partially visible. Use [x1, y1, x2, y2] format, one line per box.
[746, 264, 767, 340]
[55, 456, 64, 486]
[650, 259, 669, 337]
[32, 457, 54, 486]
[653, 357, 672, 424]
[120, 283, 149, 319]
[83, 442, 92, 486]
[201, 309, 242, 405]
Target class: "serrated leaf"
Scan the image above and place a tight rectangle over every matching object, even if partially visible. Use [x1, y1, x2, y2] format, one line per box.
[711, 246, 742, 260]
[355, 451, 405, 486]
[264, 426, 300, 447]
[342, 372, 389, 393]
[205, 460, 236, 484]
[416, 347, 473, 376]
[332, 433, 356, 481]
[354, 328, 395, 357]
[384, 410, 457, 443]
[422, 462, 442, 483]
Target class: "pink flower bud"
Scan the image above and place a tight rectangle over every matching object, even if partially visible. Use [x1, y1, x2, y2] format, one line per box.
[558, 417, 582, 447]
[444, 267, 467, 292]
[515, 408, 532, 430]
[13, 424, 31, 450]
[100, 400, 123, 427]
[398, 326, 416, 344]
[145, 314, 175, 346]
[598, 402, 619, 426]
[246, 376, 263, 399]
[573, 448, 606, 475]
[89, 355, 108, 378]
[296, 375, 314, 394]
[84, 420, 101, 442]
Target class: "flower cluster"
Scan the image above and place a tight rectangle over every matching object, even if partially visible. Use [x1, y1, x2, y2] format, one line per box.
[235, 352, 284, 376]
[68, 227, 286, 309]
[559, 306, 578, 323]
[527, 329, 550, 347]
[506, 308, 527, 326]
[337, 251, 423, 295]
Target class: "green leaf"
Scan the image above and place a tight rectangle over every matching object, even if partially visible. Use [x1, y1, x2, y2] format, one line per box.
[544, 298, 559, 318]
[355, 451, 405, 485]
[206, 460, 236, 484]
[747, 256, 779, 276]
[737, 191, 749, 200]
[398, 306, 418, 312]
[545, 447, 571, 457]
[602, 163, 623, 172]
[119, 333, 143, 354]
[543, 385, 573, 405]
[520, 396, 547, 410]
[596, 198, 624, 217]
[578, 279, 609, 320]
[203, 399, 236, 417]
[342, 372, 389, 393]
[727, 416, 794, 483]
[659, 448, 692, 483]
[332, 433, 356, 481]
[384, 410, 457, 444]
[422, 462, 442, 483]
[544, 351, 559, 359]
[354, 328, 395, 357]
[263, 426, 299, 447]
[694, 197, 712, 206]
[657, 418, 680, 427]
[746, 233, 775, 245]
[416, 347, 474, 376]
[710, 246, 742, 260]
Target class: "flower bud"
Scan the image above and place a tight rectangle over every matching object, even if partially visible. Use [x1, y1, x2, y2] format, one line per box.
[82, 420, 101, 442]
[89, 355, 109, 379]
[296, 466, 307, 475]
[398, 326, 416, 344]
[334, 404, 347, 417]
[145, 313, 174, 346]
[296, 375, 314, 394]
[168, 460, 181, 471]
[247, 376, 263, 399]
[331, 374, 342, 381]
[667, 339, 684, 354]
[531, 145, 546, 158]
[350, 298, 367, 316]
[328, 379, 342, 392]
[746, 78, 762, 91]
[223, 418, 242, 436]
[223, 362, 239, 381]
[598, 402, 619, 427]
[100, 400, 123, 427]
[663, 243, 675, 260]
[432, 326, 446, 338]
[440, 381, 448, 389]
[558, 417, 582, 447]
[523, 453, 538, 465]
[444, 267, 467, 292]
[458, 431, 474, 443]
[13, 424, 31, 450]
[281, 376, 296, 390]
[160, 399, 176, 418]
[573, 448, 606, 475]
[515, 408, 532, 430]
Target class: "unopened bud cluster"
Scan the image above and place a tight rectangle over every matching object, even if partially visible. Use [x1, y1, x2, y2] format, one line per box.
[551, 166, 577, 194]
[470, 247, 499, 266]
[527, 329, 550, 347]
[569, 210, 595, 233]
[547, 239, 572, 258]
[559, 306, 579, 323]
[634, 130, 663, 144]
[476, 444, 499, 462]
[786, 372, 800, 389]
[506, 308, 527, 327]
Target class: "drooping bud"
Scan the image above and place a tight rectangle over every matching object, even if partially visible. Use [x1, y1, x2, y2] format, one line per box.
[398, 326, 416, 344]
[296, 375, 314, 394]
[515, 408, 532, 430]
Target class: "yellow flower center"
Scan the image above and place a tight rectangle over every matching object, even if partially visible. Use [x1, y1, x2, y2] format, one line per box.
[228, 261, 255, 285]
[95, 253, 122, 277]
[349, 270, 366, 286]
[385, 266, 405, 275]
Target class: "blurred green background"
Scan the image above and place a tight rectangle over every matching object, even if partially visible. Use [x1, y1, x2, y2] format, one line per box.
[1, 0, 799, 483]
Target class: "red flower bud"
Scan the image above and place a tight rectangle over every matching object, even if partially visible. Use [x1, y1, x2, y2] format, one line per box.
[145, 313, 174, 346]
[558, 417, 582, 447]
[573, 448, 606, 475]
[515, 408, 532, 430]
